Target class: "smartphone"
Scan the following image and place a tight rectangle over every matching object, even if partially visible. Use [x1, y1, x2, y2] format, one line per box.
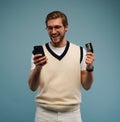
[32, 45, 45, 57]
[85, 42, 94, 53]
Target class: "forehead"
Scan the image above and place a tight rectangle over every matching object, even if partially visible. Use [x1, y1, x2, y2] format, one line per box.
[47, 18, 63, 26]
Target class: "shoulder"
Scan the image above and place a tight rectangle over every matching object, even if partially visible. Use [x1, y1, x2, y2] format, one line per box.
[70, 42, 79, 47]
[69, 42, 85, 53]
[69, 42, 80, 52]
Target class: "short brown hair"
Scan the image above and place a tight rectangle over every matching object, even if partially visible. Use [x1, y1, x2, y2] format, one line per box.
[45, 11, 68, 27]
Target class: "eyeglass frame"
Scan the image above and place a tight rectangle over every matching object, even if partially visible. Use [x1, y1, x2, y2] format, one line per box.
[46, 25, 64, 31]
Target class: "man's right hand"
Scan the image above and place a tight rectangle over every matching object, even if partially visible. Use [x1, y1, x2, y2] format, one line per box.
[33, 54, 48, 68]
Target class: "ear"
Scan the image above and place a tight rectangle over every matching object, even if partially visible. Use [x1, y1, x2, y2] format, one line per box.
[65, 25, 68, 32]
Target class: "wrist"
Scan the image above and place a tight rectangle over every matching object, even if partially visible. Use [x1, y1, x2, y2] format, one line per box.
[86, 65, 94, 72]
[35, 66, 42, 72]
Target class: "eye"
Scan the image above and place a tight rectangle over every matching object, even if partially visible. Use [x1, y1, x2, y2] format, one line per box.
[54, 25, 62, 29]
[47, 26, 53, 30]
[46, 25, 63, 31]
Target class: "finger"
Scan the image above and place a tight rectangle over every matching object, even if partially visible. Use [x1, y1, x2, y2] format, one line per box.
[86, 53, 95, 60]
[86, 57, 94, 65]
[33, 54, 43, 60]
[86, 52, 94, 57]
[34, 56, 47, 66]
[34, 58, 40, 65]
[34, 55, 46, 63]
[35, 59, 47, 67]
[39, 56, 47, 61]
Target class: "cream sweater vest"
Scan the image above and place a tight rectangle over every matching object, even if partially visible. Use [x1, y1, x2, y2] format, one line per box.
[35, 41, 82, 112]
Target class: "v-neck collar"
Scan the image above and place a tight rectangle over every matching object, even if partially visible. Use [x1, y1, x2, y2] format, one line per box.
[45, 41, 70, 60]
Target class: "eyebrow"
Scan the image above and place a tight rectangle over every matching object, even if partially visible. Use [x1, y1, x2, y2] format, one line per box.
[46, 25, 63, 30]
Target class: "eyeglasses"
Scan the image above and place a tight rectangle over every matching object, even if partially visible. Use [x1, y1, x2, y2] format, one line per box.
[46, 25, 63, 31]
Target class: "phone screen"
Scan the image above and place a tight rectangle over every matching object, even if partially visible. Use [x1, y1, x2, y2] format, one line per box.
[32, 46, 45, 56]
[85, 43, 94, 53]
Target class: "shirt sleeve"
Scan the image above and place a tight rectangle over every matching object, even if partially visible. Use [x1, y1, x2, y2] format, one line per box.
[31, 54, 35, 70]
[81, 48, 87, 71]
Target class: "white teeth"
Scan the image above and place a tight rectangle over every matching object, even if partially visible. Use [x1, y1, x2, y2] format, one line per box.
[52, 35, 59, 38]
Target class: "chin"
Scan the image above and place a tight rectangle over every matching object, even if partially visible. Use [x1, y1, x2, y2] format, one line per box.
[52, 39, 60, 44]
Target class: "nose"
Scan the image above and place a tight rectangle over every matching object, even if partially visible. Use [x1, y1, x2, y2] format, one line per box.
[51, 28, 57, 34]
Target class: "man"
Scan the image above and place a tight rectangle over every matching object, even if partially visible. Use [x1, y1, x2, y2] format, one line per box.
[28, 11, 95, 122]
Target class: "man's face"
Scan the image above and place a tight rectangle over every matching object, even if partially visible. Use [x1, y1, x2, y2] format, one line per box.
[47, 18, 68, 46]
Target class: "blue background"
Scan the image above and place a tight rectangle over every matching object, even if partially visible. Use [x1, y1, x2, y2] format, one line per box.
[0, 0, 120, 122]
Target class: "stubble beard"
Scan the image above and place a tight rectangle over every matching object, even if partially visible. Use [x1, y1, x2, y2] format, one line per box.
[50, 33, 65, 47]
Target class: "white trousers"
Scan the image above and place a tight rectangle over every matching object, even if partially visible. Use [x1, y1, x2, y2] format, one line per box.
[35, 106, 82, 122]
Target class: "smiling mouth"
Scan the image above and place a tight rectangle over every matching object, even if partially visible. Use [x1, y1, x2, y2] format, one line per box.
[51, 34, 60, 38]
